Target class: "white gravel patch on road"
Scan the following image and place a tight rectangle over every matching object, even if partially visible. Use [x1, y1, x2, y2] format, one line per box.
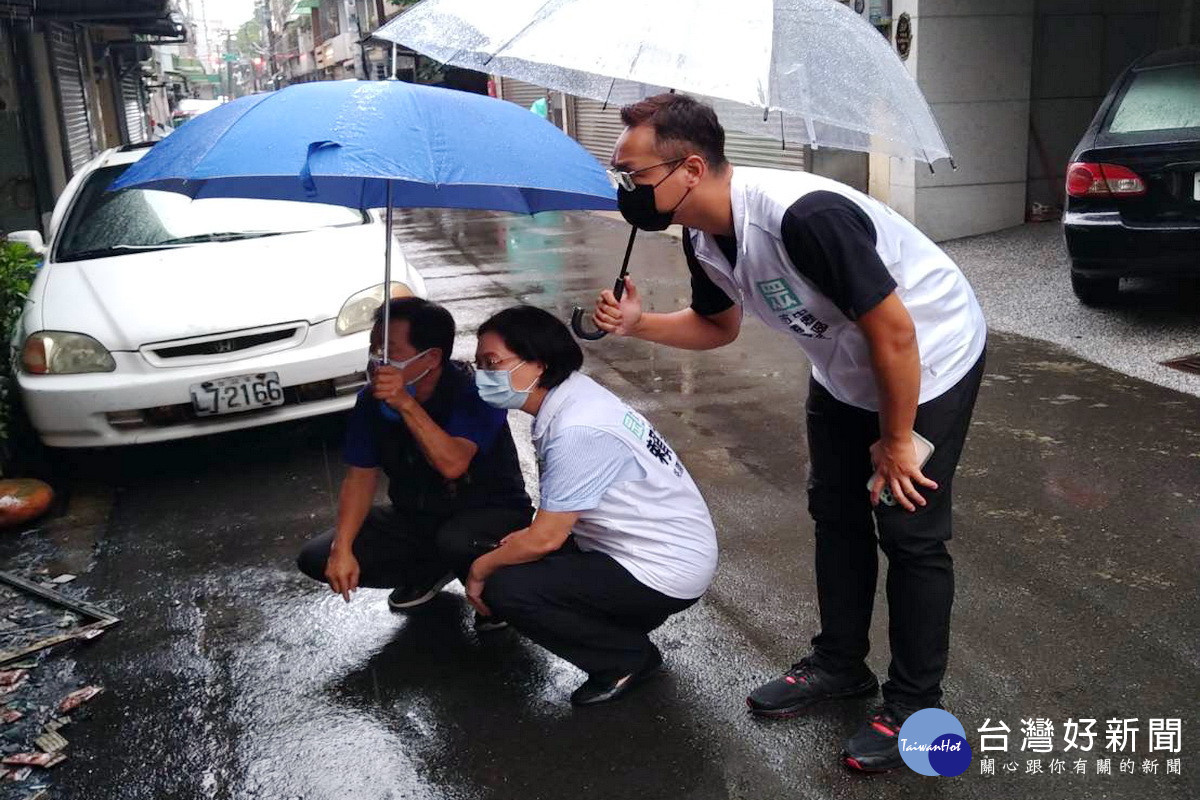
[942, 222, 1200, 397]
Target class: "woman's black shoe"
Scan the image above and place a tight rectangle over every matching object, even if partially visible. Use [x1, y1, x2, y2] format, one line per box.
[570, 655, 665, 706]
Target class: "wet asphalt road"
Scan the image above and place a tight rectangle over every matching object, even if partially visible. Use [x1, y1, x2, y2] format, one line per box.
[2, 210, 1197, 800]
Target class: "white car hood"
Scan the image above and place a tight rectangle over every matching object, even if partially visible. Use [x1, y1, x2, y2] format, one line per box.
[38, 223, 411, 350]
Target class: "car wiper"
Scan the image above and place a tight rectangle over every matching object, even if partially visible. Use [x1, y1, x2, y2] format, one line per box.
[58, 232, 296, 260]
[57, 244, 182, 261]
[155, 231, 285, 245]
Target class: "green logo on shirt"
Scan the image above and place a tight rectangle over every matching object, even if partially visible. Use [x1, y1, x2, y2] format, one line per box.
[622, 411, 646, 438]
[757, 279, 801, 312]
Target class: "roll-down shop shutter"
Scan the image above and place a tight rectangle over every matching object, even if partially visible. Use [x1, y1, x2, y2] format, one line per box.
[497, 77, 546, 110]
[724, 129, 804, 171]
[571, 96, 624, 163]
[119, 65, 147, 144]
[572, 96, 804, 172]
[45, 23, 96, 176]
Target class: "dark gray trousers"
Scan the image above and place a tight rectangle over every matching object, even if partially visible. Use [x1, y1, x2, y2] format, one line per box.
[297, 505, 534, 588]
[483, 541, 697, 681]
[806, 351, 986, 709]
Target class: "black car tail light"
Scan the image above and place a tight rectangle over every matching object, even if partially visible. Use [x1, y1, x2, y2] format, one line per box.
[1066, 162, 1148, 198]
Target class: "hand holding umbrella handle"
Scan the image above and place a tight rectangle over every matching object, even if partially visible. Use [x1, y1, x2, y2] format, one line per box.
[570, 308, 606, 340]
[571, 226, 638, 341]
[571, 274, 626, 340]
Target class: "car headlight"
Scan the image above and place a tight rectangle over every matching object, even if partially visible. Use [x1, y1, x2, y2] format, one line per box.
[335, 282, 413, 336]
[22, 331, 116, 375]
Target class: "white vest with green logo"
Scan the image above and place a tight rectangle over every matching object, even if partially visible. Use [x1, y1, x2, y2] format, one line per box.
[531, 373, 717, 600]
[689, 167, 987, 411]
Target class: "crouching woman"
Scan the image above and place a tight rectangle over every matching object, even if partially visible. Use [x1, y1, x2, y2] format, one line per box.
[467, 305, 718, 706]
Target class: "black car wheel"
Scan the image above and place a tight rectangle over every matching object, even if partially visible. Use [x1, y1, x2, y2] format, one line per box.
[1070, 270, 1120, 306]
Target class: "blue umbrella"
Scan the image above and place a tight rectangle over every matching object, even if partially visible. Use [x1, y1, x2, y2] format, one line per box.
[113, 80, 615, 211]
[113, 79, 617, 353]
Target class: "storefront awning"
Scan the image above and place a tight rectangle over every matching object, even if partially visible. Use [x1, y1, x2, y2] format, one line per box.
[0, 0, 186, 37]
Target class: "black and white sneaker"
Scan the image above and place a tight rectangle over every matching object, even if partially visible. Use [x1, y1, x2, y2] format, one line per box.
[473, 613, 508, 633]
[387, 572, 454, 610]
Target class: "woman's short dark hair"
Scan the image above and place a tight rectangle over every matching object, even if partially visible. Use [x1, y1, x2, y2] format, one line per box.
[373, 297, 455, 363]
[477, 305, 583, 391]
[620, 93, 729, 170]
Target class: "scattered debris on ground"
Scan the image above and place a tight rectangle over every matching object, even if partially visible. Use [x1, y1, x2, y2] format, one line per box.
[0, 567, 118, 797]
[0, 572, 119, 664]
[55, 687, 101, 715]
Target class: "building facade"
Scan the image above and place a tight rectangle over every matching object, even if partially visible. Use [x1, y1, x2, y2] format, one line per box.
[0, 0, 185, 235]
[492, 0, 1198, 242]
[875, 0, 1198, 241]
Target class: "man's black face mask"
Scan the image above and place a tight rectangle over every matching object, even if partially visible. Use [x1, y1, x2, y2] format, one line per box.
[617, 160, 691, 231]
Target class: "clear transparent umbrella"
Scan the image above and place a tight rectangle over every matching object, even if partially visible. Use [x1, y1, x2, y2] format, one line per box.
[375, 0, 952, 165]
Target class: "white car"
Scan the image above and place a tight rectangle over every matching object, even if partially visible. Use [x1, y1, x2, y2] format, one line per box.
[8, 144, 426, 448]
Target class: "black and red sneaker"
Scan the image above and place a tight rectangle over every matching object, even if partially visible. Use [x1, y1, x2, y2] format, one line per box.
[841, 703, 919, 773]
[746, 656, 878, 718]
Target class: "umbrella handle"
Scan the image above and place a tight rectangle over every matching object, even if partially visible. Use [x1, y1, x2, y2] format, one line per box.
[570, 306, 607, 340]
[571, 271, 628, 340]
[570, 226, 637, 341]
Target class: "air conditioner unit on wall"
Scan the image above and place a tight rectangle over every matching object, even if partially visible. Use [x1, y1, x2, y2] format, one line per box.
[869, 0, 892, 27]
[834, 0, 867, 18]
[836, 0, 892, 34]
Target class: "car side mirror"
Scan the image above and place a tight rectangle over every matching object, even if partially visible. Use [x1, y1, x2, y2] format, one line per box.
[7, 230, 45, 255]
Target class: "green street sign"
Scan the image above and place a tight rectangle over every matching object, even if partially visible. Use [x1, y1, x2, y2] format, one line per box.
[223, 53, 237, 62]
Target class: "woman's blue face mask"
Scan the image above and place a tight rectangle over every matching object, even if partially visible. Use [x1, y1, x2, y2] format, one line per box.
[475, 360, 539, 410]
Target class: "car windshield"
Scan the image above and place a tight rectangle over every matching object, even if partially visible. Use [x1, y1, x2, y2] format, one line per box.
[56, 163, 367, 262]
[1107, 64, 1200, 134]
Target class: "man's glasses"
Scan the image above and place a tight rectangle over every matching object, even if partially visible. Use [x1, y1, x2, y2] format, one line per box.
[605, 158, 686, 192]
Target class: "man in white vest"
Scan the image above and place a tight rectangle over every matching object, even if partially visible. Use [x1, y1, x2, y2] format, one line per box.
[592, 93, 987, 772]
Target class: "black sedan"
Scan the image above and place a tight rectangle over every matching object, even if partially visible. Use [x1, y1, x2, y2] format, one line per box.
[1063, 45, 1200, 306]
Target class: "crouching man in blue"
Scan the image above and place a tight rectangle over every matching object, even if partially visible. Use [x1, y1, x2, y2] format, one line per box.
[297, 297, 533, 630]
[465, 306, 718, 706]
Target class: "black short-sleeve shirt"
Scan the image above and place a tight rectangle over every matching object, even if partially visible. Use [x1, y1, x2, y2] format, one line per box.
[685, 190, 897, 320]
[683, 231, 737, 317]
